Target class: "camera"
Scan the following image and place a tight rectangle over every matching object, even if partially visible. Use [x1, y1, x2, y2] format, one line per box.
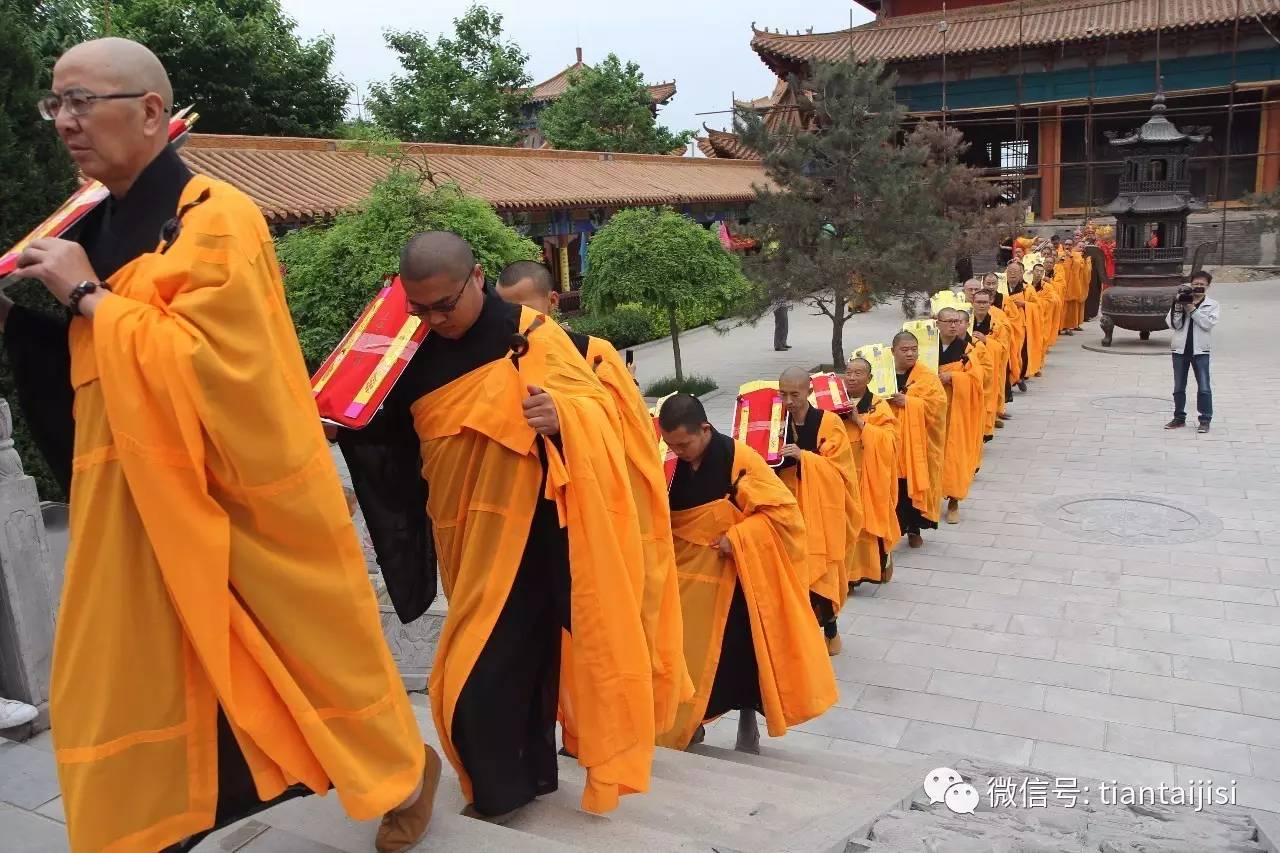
[1177, 286, 1195, 304]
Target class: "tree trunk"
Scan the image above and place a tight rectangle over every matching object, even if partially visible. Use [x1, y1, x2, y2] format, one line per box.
[668, 305, 683, 384]
[831, 290, 847, 372]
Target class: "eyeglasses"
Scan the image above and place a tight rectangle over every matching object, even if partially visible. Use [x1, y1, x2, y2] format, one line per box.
[409, 269, 474, 317]
[38, 89, 150, 120]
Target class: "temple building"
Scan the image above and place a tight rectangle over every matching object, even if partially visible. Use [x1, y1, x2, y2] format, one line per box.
[518, 47, 677, 149]
[709, 0, 1280, 261]
[179, 133, 761, 303]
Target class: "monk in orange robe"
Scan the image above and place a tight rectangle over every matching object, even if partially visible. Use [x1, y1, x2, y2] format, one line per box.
[842, 358, 900, 587]
[970, 288, 1011, 437]
[1036, 260, 1065, 355]
[341, 232, 654, 820]
[495, 261, 692, 744]
[1004, 260, 1039, 392]
[776, 367, 861, 656]
[935, 309, 986, 525]
[1060, 238, 1089, 332]
[655, 394, 836, 754]
[2, 38, 430, 853]
[888, 331, 948, 548]
[980, 273, 1016, 423]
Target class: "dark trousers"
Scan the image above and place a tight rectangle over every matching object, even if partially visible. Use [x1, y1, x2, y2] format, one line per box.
[773, 306, 789, 349]
[809, 591, 838, 639]
[451, 496, 570, 817]
[1171, 353, 1212, 424]
[705, 581, 762, 719]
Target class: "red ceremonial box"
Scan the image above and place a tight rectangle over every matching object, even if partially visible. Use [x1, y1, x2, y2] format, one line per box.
[0, 109, 197, 279]
[810, 372, 853, 415]
[311, 276, 428, 430]
[732, 381, 787, 467]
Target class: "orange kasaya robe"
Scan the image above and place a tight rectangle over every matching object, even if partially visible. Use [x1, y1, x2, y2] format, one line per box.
[657, 440, 837, 750]
[418, 308, 654, 815]
[562, 335, 693, 743]
[1000, 291, 1026, 385]
[1063, 252, 1089, 329]
[1036, 278, 1063, 356]
[894, 362, 948, 524]
[938, 341, 986, 502]
[1015, 286, 1045, 379]
[975, 308, 1012, 434]
[56, 175, 424, 852]
[967, 335, 996, 440]
[844, 398, 901, 586]
[777, 408, 861, 614]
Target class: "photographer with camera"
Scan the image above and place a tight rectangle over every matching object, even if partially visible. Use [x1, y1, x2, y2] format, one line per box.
[1164, 270, 1220, 433]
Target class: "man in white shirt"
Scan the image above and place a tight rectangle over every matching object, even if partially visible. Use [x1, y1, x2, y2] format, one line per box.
[1164, 270, 1220, 434]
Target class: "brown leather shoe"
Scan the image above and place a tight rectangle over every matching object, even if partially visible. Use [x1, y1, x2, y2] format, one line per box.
[946, 499, 960, 525]
[375, 745, 442, 853]
[907, 533, 923, 549]
[826, 634, 843, 656]
[994, 420, 1005, 429]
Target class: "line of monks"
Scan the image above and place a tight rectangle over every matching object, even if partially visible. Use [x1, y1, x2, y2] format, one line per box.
[6, 37, 1097, 848]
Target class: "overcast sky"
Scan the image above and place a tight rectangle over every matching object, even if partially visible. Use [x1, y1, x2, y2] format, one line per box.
[280, 1, 874, 146]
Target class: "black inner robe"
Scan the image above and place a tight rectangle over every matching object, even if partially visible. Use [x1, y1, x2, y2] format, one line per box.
[847, 390, 890, 583]
[340, 293, 570, 818]
[668, 429, 763, 720]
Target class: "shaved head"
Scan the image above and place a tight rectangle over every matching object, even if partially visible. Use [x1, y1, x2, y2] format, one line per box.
[779, 367, 811, 386]
[398, 231, 485, 339]
[51, 37, 175, 192]
[60, 38, 173, 109]
[843, 357, 872, 397]
[892, 331, 919, 347]
[778, 367, 813, 420]
[849, 357, 872, 373]
[401, 231, 476, 283]
[497, 260, 558, 314]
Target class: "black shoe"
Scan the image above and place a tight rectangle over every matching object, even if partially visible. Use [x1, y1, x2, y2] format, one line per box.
[1197, 422, 1210, 434]
[1165, 419, 1185, 430]
[1017, 381, 1027, 392]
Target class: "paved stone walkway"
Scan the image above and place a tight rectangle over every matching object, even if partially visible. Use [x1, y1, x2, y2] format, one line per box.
[4, 281, 1279, 849]
[665, 282, 1280, 812]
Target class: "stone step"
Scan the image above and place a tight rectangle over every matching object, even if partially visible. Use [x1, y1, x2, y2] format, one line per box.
[689, 740, 927, 793]
[392, 695, 924, 853]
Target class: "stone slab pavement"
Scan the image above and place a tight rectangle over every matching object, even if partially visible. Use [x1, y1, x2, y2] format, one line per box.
[5, 282, 1279, 847]
[661, 282, 1280, 811]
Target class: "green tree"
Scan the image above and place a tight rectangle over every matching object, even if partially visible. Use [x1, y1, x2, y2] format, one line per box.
[538, 54, 692, 154]
[0, 0, 88, 501]
[367, 5, 530, 145]
[277, 163, 540, 367]
[737, 58, 1020, 370]
[582, 208, 750, 383]
[103, 0, 349, 136]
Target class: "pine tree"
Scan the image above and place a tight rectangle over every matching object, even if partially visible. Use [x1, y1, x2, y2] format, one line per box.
[737, 56, 1022, 370]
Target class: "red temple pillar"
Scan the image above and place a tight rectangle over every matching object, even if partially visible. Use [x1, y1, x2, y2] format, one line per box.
[1039, 105, 1061, 221]
[1259, 86, 1280, 194]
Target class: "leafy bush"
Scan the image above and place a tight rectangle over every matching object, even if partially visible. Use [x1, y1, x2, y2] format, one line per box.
[643, 374, 718, 397]
[565, 303, 663, 349]
[583, 208, 752, 381]
[277, 165, 540, 367]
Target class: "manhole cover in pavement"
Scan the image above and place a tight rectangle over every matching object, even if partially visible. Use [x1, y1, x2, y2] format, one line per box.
[1089, 395, 1170, 414]
[1037, 493, 1222, 546]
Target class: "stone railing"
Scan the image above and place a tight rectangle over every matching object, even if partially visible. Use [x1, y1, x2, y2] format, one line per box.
[0, 397, 56, 734]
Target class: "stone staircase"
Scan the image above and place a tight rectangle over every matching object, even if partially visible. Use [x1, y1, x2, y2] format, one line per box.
[238, 694, 932, 853]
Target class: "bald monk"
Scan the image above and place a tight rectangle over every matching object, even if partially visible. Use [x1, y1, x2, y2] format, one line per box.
[495, 260, 692, 744]
[887, 332, 948, 548]
[1035, 260, 1064, 356]
[776, 367, 860, 656]
[655, 394, 836, 754]
[340, 232, 653, 820]
[841, 358, 900, 587]
[1, 38, 431, 852]
[970, 288, 1011, 435]
[935, 308, 986, 525]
